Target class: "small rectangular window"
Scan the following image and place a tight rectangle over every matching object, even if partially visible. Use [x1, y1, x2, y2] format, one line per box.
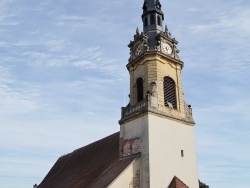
[181, 150, 184, 157]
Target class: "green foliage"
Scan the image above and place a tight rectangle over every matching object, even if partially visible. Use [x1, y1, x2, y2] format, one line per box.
[199, 180, 209, 188]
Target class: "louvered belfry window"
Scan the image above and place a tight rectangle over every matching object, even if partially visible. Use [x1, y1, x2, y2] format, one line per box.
[137, 78, 144, 102]
[163, 76, 177, 109]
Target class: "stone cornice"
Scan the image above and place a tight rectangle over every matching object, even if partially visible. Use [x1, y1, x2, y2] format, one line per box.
[119, 107, 195, 126]
[127, 51, 184, 71]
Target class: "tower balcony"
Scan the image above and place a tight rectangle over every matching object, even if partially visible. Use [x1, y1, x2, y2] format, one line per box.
[121, 98, 149, 119]
[119, 95, 194, 125]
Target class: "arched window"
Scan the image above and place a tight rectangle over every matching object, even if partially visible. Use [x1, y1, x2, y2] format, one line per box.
[157, 15, 161, 26]
[144, 17, 148, 27]
[150, 14, 155, 25]
[163, 76, 177, 109]
[137, 78, 143, 102]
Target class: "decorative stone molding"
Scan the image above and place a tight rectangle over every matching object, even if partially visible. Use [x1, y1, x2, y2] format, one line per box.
[129, 170, 140, 188]
[132, 139, 141, 154]
[120, 138, 141, 158]
[133, 170, 140, 188]
[123, 142, 131, 157]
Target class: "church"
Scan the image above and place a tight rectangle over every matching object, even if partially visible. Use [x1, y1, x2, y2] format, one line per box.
[37, 0, 199, 187]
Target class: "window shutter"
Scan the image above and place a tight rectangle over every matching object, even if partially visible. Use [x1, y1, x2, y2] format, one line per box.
[163, 77, 177, 109]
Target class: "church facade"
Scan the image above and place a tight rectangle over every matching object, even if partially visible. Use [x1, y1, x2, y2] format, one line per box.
[37, 0, 199, 187]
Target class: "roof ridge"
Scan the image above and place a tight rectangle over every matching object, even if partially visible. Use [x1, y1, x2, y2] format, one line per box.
[38, 132, 123, 188]
[168, 176, 189, 188]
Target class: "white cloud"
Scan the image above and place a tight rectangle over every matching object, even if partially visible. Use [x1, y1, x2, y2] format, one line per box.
[0, 84, 41, 114]
[189, 4, 250, 36]
[18, 46, 122, 77]
[0, 0, 20, 26]
[72, 61, 94, 68]
[59, 15, 91, 21]
[44, 39, 65, 52]
[183, 4, 250, 78]
[14, 41, 33, 46]
[0, 66, 43, 114]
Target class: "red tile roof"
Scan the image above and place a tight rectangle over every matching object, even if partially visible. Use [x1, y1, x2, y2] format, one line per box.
[38, 132, 139, 188]
[168, 176, 189, 188]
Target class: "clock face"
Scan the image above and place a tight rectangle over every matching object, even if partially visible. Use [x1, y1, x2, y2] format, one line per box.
[162, 43, 172, 54]
[134, 44, 143, 56]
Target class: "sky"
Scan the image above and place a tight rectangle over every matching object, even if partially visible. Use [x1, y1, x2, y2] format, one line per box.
[0, 0, 249, 187]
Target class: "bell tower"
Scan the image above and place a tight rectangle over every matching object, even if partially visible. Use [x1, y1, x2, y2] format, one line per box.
[119, 0, 199, 188]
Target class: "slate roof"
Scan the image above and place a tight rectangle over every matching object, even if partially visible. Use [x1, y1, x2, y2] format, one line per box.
[38, 132, 138, 188]
[168, 176, 189, 188]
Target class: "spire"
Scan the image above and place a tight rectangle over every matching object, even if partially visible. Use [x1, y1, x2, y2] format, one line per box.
[128, 0, 180, 61]
[141, 0, 164, 50]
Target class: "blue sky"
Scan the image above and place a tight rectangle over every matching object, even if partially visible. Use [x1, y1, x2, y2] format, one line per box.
[0, 0, 249, 187]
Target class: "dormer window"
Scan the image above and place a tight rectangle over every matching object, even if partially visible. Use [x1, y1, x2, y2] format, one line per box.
[163, 76, 177, 109]
[137, 77, 144, 102]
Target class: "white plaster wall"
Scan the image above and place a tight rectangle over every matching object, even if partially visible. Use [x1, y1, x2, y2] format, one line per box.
[108, 158, 140, 188]
[148, 114, 199, 188]
[120, 116, 147, 139]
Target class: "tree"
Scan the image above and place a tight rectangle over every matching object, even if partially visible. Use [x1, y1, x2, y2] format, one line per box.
[199, 180, 209, 188]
